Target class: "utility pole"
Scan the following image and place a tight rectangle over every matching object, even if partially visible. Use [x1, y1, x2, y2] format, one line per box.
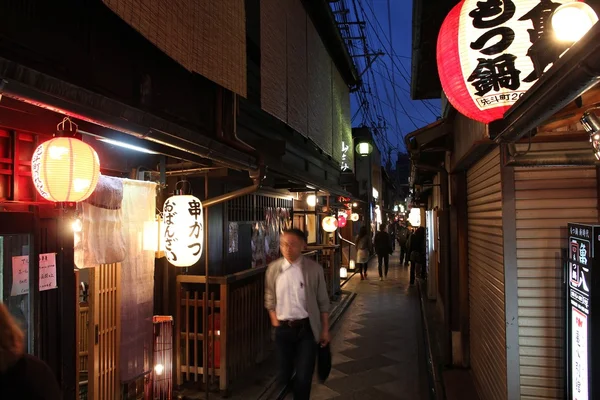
[387, 0, 401, 142]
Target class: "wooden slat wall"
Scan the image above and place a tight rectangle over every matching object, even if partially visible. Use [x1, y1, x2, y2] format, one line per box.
[467, 147, 507, 400]
[514, 163, 597, 400]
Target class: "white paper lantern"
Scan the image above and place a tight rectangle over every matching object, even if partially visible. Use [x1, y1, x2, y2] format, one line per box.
[162, 195, 203, 267]
[350, 213, 359, 222]
[322, 216, 338, 232]
[349, 260, 356, 270]
[340, 267, 348, 278]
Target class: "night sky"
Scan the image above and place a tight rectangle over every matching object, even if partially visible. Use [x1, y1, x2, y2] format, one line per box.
[347, 0, 441, 163]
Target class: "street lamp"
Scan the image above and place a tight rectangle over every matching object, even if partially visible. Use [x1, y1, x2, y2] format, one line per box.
[356, 141, 373, 157]
[552, 2, 598, 43]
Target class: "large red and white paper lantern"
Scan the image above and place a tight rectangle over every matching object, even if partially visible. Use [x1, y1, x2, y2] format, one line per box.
[437, 0, 577, 123]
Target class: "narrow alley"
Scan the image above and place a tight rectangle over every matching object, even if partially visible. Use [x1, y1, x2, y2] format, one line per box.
[294, 251, 430, 400]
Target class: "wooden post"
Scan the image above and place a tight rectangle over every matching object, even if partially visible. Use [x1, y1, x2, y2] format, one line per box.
[220, 283, 228, 392]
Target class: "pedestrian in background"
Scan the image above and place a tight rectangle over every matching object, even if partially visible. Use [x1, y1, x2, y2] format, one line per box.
[264, 228, 330, 400]
[374, 225, 393, 281]
[397, 223, 409, 266]
[0, 303, 61, 400]
[408, 226, 426, 285]
[355, 226, 371, 280]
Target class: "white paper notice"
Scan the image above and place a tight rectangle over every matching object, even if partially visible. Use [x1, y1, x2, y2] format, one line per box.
[572, 306, 589, 400]
[39, 253, 57, 291]
[11, 256, 29, 296]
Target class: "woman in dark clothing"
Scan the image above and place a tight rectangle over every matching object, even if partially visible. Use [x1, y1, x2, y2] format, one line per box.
[0, 303, 61, 400]
[408, 226, 426, 285]
[355, 226, 371, 280]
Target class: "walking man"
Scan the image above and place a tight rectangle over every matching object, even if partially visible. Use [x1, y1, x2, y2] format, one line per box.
[265, 228, 331, 399]
[374, 225, 393, 280]
[397, 223, 409, 266]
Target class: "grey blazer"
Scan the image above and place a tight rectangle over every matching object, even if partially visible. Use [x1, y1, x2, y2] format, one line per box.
[264, 255, 330, 342]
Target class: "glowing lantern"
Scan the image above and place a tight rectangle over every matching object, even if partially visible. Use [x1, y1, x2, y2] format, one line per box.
[306, 194, 317, 207]
[349, 260, 356, 270]
[338, 214, 347, 228]
[437, 0, 577, 124]
[356, 141, 373, 156]
[340, 267, 348, 278]
[31, 137, 100, 202]
[408, 208, 422, 227]
[350, 213, 359, 222]
[163, 195, 203, 267]
[322, 216, 338, 233]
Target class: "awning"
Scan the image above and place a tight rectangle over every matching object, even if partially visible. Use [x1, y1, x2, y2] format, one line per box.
[405, 118, 452, 152]
[405, 118, 452, 186]
[0, 56, 258, 171]
[491, 22, 600, 143]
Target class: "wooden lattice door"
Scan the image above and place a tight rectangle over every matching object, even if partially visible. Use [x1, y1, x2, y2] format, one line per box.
[88, 263, 121, 400]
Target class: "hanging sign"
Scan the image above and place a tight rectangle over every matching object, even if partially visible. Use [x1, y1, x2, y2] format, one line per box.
[163, 195, 204, 267]
[39, 253, 58, 291]
[567, 223, 597, 400]
[11, 256, 29, 296]
[437, 0, 576, 123]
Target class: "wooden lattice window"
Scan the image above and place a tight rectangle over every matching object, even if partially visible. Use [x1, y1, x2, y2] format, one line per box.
[0, 130, 40, 201]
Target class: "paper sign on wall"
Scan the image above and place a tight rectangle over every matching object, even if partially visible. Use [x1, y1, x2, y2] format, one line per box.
[11, 256, 29, 296]
[39, 253, 57, 291]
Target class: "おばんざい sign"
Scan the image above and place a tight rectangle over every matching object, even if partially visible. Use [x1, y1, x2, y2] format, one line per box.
[437, 0, 577, 123]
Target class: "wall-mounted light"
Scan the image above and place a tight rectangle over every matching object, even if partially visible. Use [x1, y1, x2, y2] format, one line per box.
[372, 188, 379, 200]
[97, 137, 159, 155]
[408, 208, 421, 227]
[306, 194, 317, 207]
[581, 110, 600, 160]
[552, 2, 598, 43]
[352, 202, 358, 207]
[356, 141, 373, 157]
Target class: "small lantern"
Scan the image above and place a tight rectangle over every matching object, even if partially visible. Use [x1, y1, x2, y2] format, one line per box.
[306, 194, 317, 207]
[338, 214, 347, 228]
[340, 267, 348, 279]
[322, 216, 338, 232]
[163, 194, 203, 267]
[31, 136, 101, 202]
[350, 213, 360, 222]
[349, 260, 356, 270]
[356, 141, 373, 157]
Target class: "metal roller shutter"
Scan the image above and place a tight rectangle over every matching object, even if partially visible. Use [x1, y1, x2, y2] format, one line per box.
[515, 159, 597, 399]
[467, 147, 507, 400]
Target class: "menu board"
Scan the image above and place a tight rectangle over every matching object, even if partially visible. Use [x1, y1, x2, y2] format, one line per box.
[568, 224, 593, 400]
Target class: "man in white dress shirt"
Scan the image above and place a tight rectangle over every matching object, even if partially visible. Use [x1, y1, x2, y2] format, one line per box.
[264, 229, 330, 399]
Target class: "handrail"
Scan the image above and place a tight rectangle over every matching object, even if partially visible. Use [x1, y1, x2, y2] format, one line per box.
[177, 266, 267, 285]
[337, 231, 355, 247]
[302, 250, 319, 257]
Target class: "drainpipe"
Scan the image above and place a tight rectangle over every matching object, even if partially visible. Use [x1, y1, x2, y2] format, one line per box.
[414, 163, 452, 367]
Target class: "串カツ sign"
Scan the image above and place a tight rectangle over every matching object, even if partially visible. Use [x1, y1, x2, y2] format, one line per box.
[437, 0, 577, 123]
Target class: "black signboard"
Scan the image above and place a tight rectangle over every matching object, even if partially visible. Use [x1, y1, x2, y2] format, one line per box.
[567, 223, 598, 400]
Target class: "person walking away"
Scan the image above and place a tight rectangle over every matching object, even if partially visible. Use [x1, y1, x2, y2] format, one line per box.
[389, 222, 397, 252]
[374, 225, 393, 281]
[397, 224, 409, 266]
[408, 226, 426, 285]
[0, 303, 61, 400]
[264, 229, 330, 400]
[355, 226, 371, 280]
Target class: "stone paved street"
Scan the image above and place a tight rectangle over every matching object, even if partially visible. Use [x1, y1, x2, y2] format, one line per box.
[288, 250, 430, 399]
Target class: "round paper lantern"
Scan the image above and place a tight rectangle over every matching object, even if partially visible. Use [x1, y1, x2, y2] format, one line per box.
[350, 213, 360, 222]
[338, 214, 347, 228]
[163, 195, 204, 267]
[437, 0, 575, 124]
[31, 137, 100, 202]
[322, 216, 338, 233]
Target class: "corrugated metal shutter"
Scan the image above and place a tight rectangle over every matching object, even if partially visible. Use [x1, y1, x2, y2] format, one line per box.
[467, 147, 507, 400]
[514, 143, 597, 399]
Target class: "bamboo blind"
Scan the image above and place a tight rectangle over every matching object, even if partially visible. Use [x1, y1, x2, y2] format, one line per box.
[102, 0, 247, 97]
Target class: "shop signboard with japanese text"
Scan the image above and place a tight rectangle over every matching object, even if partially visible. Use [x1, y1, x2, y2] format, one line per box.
[567, 223, 599, 400]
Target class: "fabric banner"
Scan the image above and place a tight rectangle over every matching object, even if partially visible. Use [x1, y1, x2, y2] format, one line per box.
[119, 179, 157, 382]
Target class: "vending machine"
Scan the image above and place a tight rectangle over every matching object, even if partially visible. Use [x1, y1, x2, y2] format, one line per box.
[567, 223, 600, 400]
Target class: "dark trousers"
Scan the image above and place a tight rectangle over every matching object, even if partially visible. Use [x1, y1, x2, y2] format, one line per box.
[399, 246, 407, 265]
[275, 320, 317, 400]
[377, 253, 389, 277]
[410, 261, 417, 284]
[359, 262, 368, 275]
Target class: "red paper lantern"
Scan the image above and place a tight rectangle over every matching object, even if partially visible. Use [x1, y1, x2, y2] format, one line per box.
[338, 214, 347, 228]
[437, 0, 574, 124]
[31, 137, 101, 202]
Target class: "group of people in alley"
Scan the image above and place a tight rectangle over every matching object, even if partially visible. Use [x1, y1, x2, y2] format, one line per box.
[264, 223, 425, 399]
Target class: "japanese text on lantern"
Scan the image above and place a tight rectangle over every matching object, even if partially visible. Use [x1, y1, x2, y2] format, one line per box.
[31, 145, 49, 199]
[464, 0, 569, 109]
[163, 195, 204, 267]
[341, 141, 350, 171]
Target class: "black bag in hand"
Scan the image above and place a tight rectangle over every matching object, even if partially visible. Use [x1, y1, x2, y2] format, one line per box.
[317, 343, 332, 383]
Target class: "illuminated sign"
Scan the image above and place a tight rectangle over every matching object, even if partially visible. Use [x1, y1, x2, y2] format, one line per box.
[341, 141, 350, 171]
[567, 223, 596, 400]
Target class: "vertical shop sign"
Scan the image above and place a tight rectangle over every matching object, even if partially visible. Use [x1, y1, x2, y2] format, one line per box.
[39, 253, 58, 291]
[11, 255, 29, 296]
[567, 223, 594, 399]
[341, 141, 350, 171]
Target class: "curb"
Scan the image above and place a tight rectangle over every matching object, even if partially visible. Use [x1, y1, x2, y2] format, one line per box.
[417, 279, 445, 400]
[257, 290, 358, 400]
